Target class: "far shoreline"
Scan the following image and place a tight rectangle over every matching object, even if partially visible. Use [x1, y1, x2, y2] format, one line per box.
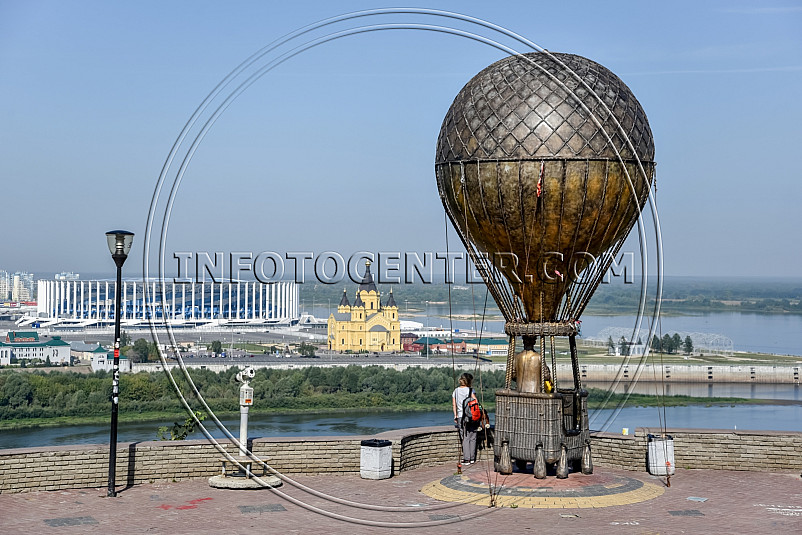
[2, 395, 795, 433]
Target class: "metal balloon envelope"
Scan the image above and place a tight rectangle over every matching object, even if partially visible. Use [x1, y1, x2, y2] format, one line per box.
[435, 52, 655, 324]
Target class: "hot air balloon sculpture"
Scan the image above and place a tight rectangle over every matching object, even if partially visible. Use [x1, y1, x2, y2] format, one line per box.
[436, 52, 654, 478]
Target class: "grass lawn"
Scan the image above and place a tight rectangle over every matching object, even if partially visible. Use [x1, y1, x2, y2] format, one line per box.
[437, 337, 801, 366]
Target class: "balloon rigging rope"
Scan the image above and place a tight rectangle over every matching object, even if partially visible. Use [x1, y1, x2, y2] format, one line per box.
[477, 160, 518, 320]
[575, 160, 633, 317]
[455, 176, 492, 456]
[555, 160, 567, 307]
[474, 287, 490, 410]
[471, 282, 491, 454]
[653, 179, 671, 485]
[459, 175, 490, 408]
[574, 160, 627, 317]
[536, 163, 549, 324]
[568, 160, 610, 318]
[467, 217, 491, 453]
[493, 160, 525, 321]
[560, 159, 591, 321]
[520, 161, 533, 300]
[522, 160, 544, 321]
[445, 209, 457, 392]
[581, 167, 656, 425]
[451, 162, 515, 320]
[550, 334, 558, 391]
[647, 313, 671, 487]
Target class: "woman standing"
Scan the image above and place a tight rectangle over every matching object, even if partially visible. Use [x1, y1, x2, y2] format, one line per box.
[452, 372, 478, 464]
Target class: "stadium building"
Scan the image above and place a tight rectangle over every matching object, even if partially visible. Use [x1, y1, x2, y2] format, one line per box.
[23, 279, 299, 329]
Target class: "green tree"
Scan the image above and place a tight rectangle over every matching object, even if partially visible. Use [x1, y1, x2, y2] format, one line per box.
[120, 330, 131, 347]
[618, 336, 630, 356]
[147, 341, 160, 362]
[298, 342, 316, 357]
[683, 335, 694, 355]
[66, 390, 88, 412]
[210, 340, 222, 356]
[157, 411, 206, 440]
[672, 333, 682, 353]
[131, 338, 151, 362]
[1, 373, 33, 408]
[607, 336, 615, 353]
[662, 334, 674, 354]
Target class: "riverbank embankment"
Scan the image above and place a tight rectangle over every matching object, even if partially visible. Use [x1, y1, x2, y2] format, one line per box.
[579, 363, 800, 383]
[132, 360, 801, 384]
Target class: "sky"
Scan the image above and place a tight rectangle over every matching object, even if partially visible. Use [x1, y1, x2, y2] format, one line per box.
[1, 1, 801, 279]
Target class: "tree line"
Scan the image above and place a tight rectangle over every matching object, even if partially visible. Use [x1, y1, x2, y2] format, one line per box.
[651, 333, 694, 355]
[1, 365, 746, 426]
[0, 366, 506, 421]
[607, 333, 694, 356]
[118, 333, 307, 363]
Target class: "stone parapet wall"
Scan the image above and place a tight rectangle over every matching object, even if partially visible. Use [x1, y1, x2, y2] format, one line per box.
[253, 437, 365, 474]
[0, 426, 456, 495]
[1, 426, 800, 494]
[654, 428, 802, 472]
[398, 429, 461, 472]
[591, 428, 802, 473]
[588, 432, 646, 471]
[0, 441, 241, 494]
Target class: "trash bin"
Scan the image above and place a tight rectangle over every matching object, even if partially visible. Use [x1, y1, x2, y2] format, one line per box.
[360, 439, 392, 479]
[647, 434, 675, 476]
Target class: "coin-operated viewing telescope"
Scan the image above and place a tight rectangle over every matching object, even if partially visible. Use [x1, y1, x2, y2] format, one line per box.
[436, 52, 655, 478]
[235, 368, 256, 460]
[209, 366, 282, 489]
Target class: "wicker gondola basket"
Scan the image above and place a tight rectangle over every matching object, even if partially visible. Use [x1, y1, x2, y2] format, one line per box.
[494, 388, 589, 465]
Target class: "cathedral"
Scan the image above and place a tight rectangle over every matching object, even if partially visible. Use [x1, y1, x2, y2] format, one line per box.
[327, 261, 401, 352]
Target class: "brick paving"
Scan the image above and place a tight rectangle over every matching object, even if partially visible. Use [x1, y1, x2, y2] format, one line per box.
[1, 463, 800, 534]
[422, 466, 665, 508]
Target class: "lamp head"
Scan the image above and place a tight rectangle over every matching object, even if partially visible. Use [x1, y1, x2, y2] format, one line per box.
[105, 230, 134, 258]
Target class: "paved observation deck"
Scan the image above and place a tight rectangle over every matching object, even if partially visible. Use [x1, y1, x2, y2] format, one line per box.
[0, 463, 800, 533]
[1, 426, 800, 532]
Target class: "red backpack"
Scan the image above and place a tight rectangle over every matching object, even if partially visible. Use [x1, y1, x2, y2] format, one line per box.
[462, 389, 483, 424]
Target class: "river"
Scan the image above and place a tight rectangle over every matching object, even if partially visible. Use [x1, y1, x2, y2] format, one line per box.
[584, 381, 802, 400]
[2, 383, 800, 449]
[4, 306, 801, 449]
[307, 305, 802, 356]
[576, 312, 802, 356]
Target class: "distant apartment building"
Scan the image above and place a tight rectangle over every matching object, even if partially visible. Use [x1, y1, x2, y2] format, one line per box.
[10, 272, 35, 301]
[0, 271, 9, 300]
[0, 331, 70, 365]
[55, 271, 80, 281]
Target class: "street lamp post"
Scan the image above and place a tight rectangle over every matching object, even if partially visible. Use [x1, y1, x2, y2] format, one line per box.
[105, 230, 134, 498]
